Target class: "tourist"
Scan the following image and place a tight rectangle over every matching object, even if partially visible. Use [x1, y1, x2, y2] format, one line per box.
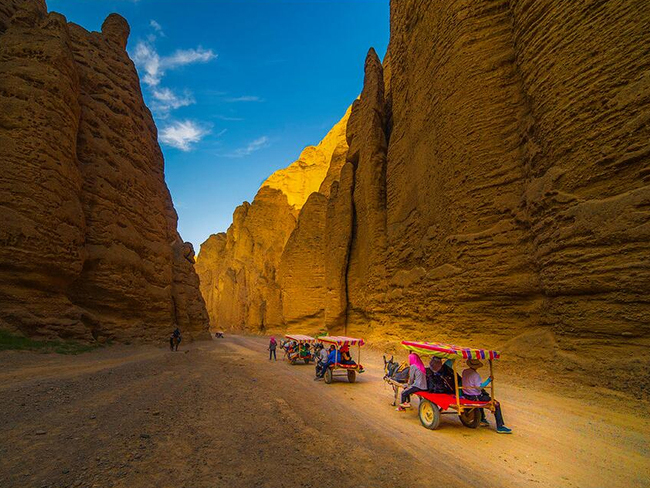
[428, 357, 456, 394]
[315, 344, 328, 377]
[398, 353, 427, 410]
[170, 327, 181, 351]
[268, 336, 277, 361]
[461, 359, 512, 434]
[339, 345, 355, 365]
[300, 341, 310, 358]
[315, 345, 338, 380]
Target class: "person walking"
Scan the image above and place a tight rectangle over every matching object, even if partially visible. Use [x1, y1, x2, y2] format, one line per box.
[268, 336, 277, 361]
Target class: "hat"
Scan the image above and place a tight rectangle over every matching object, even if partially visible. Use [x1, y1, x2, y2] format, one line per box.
[467, 358, 483, 369]
[429, 357, 443, 372]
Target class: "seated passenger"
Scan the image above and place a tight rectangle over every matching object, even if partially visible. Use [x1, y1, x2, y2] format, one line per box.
[300, 342, 310, 357]
[315, 345, 337, 380]
[339, 345, 356, 365]
[315, 344, 328, 377]
[287, 341, 299, 360]
[398, 353, 427, 410]
[462, 359, 512, 434]
[428, 357, 458, 394]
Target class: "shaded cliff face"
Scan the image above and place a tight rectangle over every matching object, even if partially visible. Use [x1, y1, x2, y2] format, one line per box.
[0, 0, 209, 341]
[196, 109, 350, 332]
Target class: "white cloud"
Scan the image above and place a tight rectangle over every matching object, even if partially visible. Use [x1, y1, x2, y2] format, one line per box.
[151, 87, 195, 113]
[133, 41, 162, 86]
[132, 42, 216, 87]
[225, 95, 262, 102]
[228, 136, 270, 158]
[164, 48, 216, 69]
[159, 120, 211, 151]
[130, 28, 217, 152]
[214, 115, 244, 122]
[149, 20, 164, 35]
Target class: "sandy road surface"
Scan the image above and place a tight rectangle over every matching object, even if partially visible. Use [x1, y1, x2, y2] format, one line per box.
[1, 336, 648, 488]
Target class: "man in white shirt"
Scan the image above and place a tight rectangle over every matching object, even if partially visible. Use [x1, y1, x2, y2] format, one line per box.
[314, 344, 329, 379]
[461, 359, 512, 434]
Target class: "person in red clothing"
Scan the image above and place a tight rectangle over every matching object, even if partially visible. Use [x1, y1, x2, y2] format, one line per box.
[339, 345, 355, 365]
[268, 337, 277, 361]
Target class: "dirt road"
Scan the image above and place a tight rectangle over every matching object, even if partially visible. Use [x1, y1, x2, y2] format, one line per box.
[1, 336, 648, 488]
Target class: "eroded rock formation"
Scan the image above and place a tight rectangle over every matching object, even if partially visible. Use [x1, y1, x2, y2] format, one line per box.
[0, 0, 209, 341]
[198, 0, 650, 391]
[196, 109, 350, 332]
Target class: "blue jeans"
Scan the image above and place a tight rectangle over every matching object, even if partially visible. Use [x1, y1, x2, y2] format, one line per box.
[401, 386, 423, 404]
[464, 392, 505, 428]
[317, 360, 334, 377]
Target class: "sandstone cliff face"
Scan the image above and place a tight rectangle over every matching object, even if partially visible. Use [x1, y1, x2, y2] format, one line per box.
[0, 0, 209, 341]
[199, 0, 650, 391]
[375, 1, 650, 387]
[197, 109, 350, 332]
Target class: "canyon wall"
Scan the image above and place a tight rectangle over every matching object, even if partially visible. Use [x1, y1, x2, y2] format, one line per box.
[198, 0, 649, 390]
[196, 109, 350, 333]
[376, 0, 650, 387]
[0, 0, 210, 342]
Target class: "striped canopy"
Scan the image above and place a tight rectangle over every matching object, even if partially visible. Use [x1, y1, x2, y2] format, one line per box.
[401, 340, 500, 360]
[285, 334, 317, 343]
[318, 336, 365, 347]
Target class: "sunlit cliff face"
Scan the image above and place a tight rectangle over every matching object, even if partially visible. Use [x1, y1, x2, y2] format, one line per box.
[197, 0, 650, 398]
[195, 108, 351, 334]
[261, 108, 351, 209]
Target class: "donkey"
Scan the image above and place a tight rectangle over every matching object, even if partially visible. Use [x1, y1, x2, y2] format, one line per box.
[383, 355, 410, 406]
[383, 355, 409, 382]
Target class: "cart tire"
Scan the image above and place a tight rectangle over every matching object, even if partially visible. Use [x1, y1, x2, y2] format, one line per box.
[304, 358, 310, 365]
[290, 358, 296, 365]
[459, 408, 481, 428]
[347, 370, 356, 383]
[324, 368, 333, 384]
[418, 399, 441, 430]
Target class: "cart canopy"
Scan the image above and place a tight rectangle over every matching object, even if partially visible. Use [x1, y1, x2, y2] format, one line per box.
[318, 336, 365, 346]
[401, 340, 499, 360]
[285, 334, 317, 343]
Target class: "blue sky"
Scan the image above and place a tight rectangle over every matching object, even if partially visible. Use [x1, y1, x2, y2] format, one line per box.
[48, 0, 389, 248]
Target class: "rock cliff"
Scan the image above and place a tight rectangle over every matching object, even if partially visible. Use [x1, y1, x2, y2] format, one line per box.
[0, 0, 209, 342]
[196, 108, 350, 332]
[198, 0, 650, 391]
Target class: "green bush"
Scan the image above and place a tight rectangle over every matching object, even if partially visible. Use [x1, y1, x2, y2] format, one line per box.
[0, 330, 102, 355]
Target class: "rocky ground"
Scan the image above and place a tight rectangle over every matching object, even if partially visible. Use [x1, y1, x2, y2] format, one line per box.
[1, 336, 648, 488]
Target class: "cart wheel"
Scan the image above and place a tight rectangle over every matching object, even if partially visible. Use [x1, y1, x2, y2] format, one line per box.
[459, 408, 481, 428]
[290, 358, 296, 365]
[418, 399, 441, 430]
[324, 368, 333, 384]
[304, 358, 310, 365]
[347, 370, 356, 383]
